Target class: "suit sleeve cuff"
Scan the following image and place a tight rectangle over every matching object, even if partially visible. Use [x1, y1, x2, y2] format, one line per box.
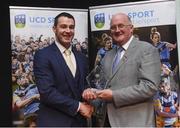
[77, 102, 81, 112]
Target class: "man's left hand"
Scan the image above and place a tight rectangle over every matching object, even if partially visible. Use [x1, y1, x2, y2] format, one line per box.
[96, 89, 113, 101]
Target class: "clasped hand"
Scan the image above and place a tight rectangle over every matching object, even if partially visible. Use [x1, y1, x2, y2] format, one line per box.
[79, 102, 94, 119]
[82, 88, 113, 101]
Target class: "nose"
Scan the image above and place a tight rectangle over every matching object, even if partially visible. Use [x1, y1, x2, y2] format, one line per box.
[113, 26, 122, 32]
[65, 27, 71, 32]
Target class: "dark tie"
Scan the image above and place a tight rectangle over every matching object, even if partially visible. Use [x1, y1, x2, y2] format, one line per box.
[112, 47, 123, 73]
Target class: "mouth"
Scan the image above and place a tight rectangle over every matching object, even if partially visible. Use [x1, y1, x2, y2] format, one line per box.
[63, 35, 72, 40]
[114, 31, 123, 36]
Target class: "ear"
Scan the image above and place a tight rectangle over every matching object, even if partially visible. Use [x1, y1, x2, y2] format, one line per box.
[130, 25, 134, 29]
[52, 26, 56, 33]
[130, 25, 134, 33]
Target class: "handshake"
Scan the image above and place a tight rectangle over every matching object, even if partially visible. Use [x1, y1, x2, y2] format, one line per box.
[82, 88, 113, 101]
[79, 88, 113, 118]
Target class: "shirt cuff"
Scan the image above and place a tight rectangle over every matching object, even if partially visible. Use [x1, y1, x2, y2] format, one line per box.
[77, 102, 81, 112]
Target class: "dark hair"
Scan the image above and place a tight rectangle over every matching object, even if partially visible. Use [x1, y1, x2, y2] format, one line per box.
[54, 12, 75, 27]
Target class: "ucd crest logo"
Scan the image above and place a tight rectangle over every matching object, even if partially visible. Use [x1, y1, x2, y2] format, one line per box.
[94, 13, 105, 29]
[15, 14, 26, 28]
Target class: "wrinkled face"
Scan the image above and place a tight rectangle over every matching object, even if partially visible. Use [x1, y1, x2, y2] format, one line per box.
[110, 13, 133, 46]
[53, 16, 75, 48]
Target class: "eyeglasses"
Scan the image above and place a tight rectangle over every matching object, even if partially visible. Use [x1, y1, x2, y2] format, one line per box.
[110, 24, 132, 31]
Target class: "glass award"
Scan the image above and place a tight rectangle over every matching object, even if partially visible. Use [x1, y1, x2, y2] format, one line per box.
[86, 65, 107, 127]
[86, 65, 107, 90]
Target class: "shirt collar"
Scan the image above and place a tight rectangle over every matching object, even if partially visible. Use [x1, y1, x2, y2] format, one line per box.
[121, 35, 133, 51]
[55, 41, 72, 54]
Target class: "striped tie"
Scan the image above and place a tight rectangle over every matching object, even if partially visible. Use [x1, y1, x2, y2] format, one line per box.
[112, 47, 123, 73]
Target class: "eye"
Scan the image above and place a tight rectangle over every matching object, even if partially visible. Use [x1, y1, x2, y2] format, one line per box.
[117, 24, 125, 28]
[110, 25, 116, 31]
[69, 25, 75, 29]
[59, 24, 75, 30]
[110, 24, 131, 31]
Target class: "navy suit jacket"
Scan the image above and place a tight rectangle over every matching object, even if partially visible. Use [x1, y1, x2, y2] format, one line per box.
[33, 43, 89, 126]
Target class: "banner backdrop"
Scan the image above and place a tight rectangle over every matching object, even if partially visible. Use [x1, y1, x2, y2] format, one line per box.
[89, 0, 177, 67]
[10, 6, 88, 126]
[90, 0, 175, 31]
[176, 0, 180, 78]
[89, 0, 179, 127]
[10, 6, 88, 43]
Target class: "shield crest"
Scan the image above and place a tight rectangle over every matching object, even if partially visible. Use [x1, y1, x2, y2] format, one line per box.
[94, 13, 105, 29]
[15, 14, 26, 28]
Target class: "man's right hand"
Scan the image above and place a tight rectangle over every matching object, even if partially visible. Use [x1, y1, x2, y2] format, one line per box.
[82, 88, 98, 101]
[79, 102, 94, 118]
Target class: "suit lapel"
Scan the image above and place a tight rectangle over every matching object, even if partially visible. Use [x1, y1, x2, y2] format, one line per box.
[109, 49, 117, 75]
[71, 49, 84, 98]
[108, 38, 137, 83]
[52, 44, 79, 99]
[73, 49, 83, 79]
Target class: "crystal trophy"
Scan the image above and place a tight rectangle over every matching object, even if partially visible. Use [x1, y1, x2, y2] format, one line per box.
[86, 65, 107, 90]
[86, 65, 107, 127]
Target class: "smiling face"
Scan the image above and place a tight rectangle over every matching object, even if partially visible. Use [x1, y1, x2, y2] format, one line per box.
[53, 15, 75, 49]
[110, 13, 133, 46]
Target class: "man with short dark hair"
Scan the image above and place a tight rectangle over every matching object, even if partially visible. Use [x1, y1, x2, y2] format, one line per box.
[33, 12, 93, 127]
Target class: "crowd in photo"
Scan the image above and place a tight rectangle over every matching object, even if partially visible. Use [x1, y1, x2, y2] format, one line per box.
[149, 27, 180, 127]
[11, 34, 88, 127]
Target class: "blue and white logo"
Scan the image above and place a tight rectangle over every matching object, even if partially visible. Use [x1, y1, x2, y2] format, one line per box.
[14, 14, 26, 28]
[94, 13, 105, 29]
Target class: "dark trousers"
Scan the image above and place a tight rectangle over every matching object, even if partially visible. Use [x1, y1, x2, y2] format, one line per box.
[104, 113, 111, 127]
[92, 113, 111, 127]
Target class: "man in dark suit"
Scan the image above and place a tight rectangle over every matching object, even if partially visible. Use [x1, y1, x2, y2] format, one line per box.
[33, 12, 93, 127]
[83, 12, 161, 127]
